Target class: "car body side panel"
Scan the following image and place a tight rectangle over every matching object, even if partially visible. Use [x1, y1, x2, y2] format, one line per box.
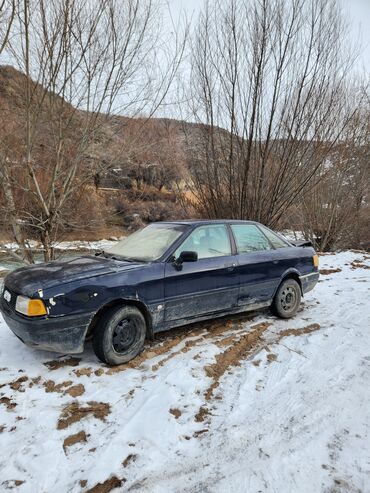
[270, 246, 318, 295]
[236, 250, 281, 306]
[236, 246, 317, 307]
[300, 272, 320, 294]
[163, 255, 239, 325]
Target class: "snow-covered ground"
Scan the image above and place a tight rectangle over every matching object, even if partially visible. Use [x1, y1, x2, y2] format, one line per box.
[0, 251, 369, 493]
[0, 238, 120, 254]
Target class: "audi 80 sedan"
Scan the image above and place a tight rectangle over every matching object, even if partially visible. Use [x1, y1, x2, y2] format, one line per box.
[0, 220, 319, 365]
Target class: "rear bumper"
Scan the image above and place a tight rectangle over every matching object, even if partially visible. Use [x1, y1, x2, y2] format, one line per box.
[0, 298, 92, 354]
[300, 272, 319, 294]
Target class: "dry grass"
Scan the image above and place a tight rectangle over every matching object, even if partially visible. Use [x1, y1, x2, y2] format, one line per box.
[85, 476, 125, 493]
[63, 430, 88, 452]
[320, 268, 342, 275]
[44, 357, 81, 371]
[169, 408, 182, 419]
[57, 402, 110, 430]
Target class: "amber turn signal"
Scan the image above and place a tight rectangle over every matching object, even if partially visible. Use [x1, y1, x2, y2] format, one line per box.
[15, 296, 47, 316]
[28, 299, 47, 316]
[313, 254, 319, 268]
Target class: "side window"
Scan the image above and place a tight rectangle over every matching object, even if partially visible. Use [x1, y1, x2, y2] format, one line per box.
[175, 225, 231, 260]
[259, 225, 289, 249]
[231, 224, 272, 253]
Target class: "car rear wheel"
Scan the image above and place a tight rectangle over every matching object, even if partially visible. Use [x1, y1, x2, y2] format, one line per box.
[92, 305, 146, 365]
[271, 278, 301, 319]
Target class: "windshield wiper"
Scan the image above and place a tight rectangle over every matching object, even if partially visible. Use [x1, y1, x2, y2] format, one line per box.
[96, 251, 145, 263]
[96, 250, 111, 258]
[96, 251, 120, 260]
[114, 255, 136, 262]
[109, 253, 142, 262]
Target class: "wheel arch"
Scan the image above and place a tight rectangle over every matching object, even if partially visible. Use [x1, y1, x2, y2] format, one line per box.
[274, 270, 303, 297]
[86, 298, 153, 341]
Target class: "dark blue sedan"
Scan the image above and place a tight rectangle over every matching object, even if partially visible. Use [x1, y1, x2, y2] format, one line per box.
[0, 220, 319, 365]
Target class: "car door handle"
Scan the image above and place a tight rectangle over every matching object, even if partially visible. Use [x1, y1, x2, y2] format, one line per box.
[225, 263, 237, 272]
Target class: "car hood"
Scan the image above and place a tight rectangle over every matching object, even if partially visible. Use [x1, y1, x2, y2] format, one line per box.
[4, 255, 143, 297]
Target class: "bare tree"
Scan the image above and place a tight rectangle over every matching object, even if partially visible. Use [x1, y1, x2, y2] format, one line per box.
[0, 0, 187, 262]
[185, 0, 361, 228]
[0, 0, 14, 54]
[298, 90, 370, 251]
[107, 118, 185, 191]
[0, 4, 19, 262]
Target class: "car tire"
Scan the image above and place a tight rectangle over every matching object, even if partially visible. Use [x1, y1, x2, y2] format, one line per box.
[92, 305, 146, 365]
[271, 278, 301, 319]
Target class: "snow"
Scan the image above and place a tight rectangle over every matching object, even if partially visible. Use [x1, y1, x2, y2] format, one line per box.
[51, 239, 122, 251]
[0, 238, 121, 253]
[0, 251, 369, 492]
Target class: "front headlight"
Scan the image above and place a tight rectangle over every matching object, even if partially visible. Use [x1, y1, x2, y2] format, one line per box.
[15, 296, 47, 317]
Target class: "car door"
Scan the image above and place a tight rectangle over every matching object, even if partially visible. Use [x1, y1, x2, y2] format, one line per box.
[164, 224, 239, 325]
[230, 224, 287, 307]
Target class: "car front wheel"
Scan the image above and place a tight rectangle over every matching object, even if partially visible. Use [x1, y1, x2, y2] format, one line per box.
[92, 305, 146, 365]
[271, 278, 301, 319]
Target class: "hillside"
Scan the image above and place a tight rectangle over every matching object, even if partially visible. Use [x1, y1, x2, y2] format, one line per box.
[0, 64, 203, 172]
[0, 65, 201, 239]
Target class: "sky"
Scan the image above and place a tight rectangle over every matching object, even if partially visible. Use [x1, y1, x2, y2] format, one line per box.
[343, 0, 370, 72]
[168, 0, 370, 74]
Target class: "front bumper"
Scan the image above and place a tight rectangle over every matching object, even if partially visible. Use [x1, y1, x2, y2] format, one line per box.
[300, 271, 319, 294]
[0, 297, 93, 354]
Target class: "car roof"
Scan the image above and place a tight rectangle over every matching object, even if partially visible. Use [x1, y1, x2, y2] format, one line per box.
[155, 219, 261, 226]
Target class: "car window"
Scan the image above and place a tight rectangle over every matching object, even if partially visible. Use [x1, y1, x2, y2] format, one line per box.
[259, 225, 290, 249]
[231, 224, 272, 253]
[175, 224, 231, 260]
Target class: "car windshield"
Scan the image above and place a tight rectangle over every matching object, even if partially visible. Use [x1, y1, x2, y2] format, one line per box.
[105, 223, 186, 262]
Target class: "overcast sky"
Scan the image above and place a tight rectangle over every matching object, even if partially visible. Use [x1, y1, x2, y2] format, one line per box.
[168, 0, 370, 74]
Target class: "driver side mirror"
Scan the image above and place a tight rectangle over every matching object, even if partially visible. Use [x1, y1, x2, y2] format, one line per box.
[173, 250, 198, 270]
